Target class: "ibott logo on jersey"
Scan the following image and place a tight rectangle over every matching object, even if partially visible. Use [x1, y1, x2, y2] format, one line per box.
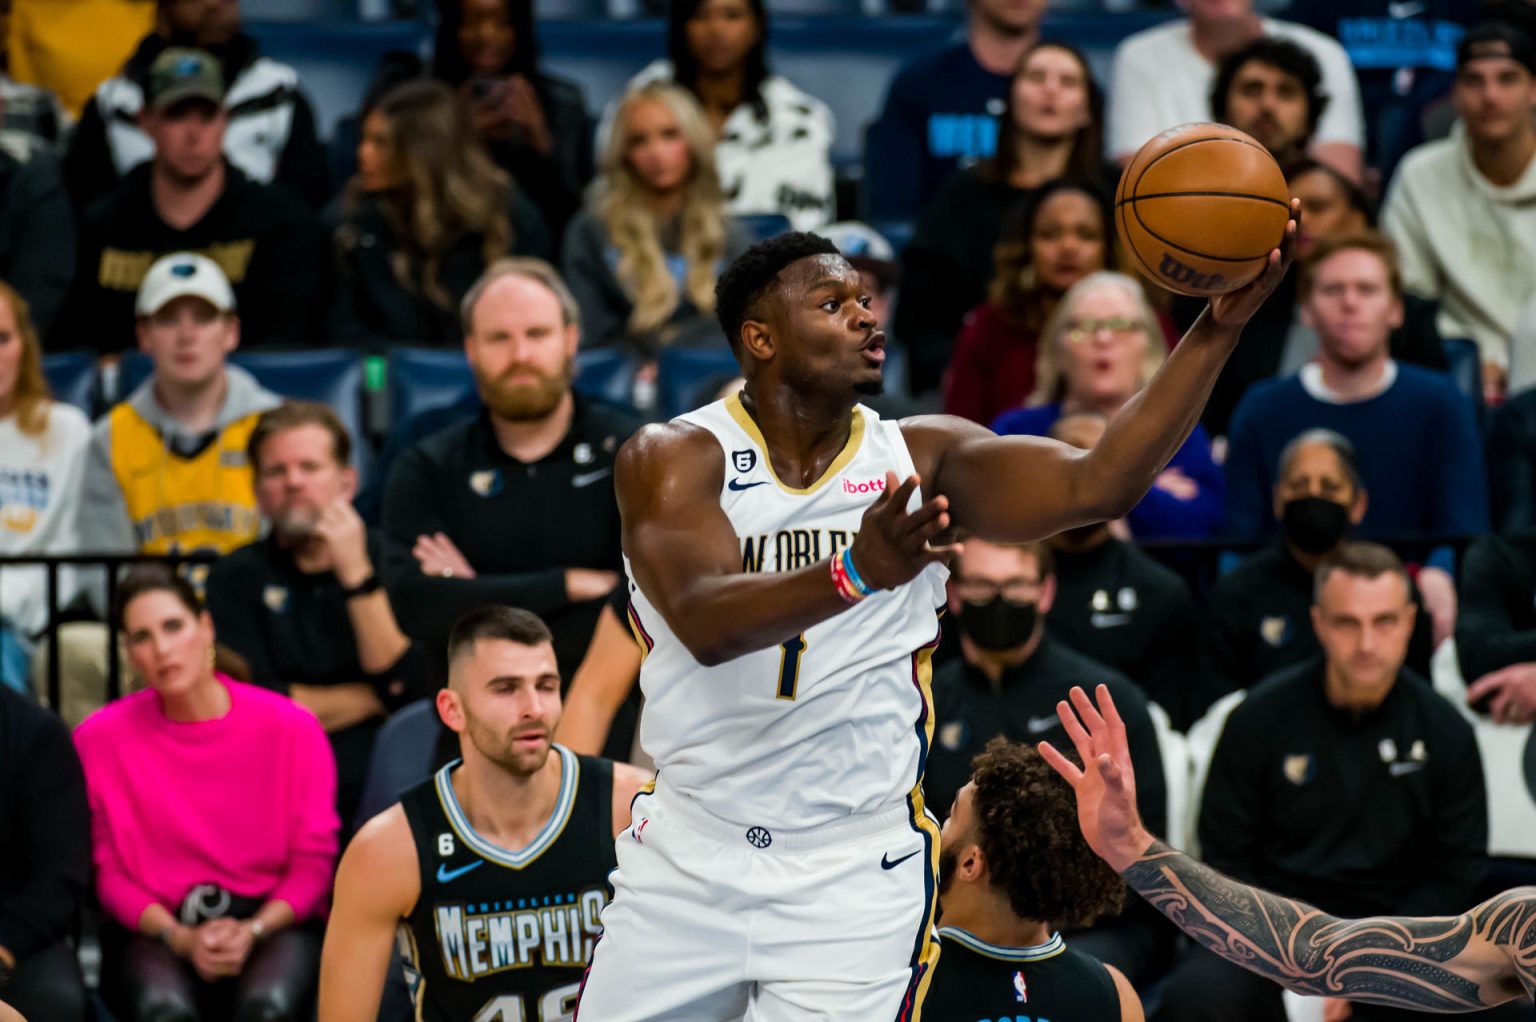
[745, 826, 772, 848]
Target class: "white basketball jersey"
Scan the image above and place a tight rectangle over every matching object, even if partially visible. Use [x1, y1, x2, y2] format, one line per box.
[623, 394, 949, 831]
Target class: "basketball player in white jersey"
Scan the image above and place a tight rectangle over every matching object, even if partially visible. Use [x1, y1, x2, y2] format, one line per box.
[576, 214, 1299, 1021]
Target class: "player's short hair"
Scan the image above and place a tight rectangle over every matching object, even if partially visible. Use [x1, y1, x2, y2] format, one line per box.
[1313, 541, 1411, 605]
[447, 606, 554, 665]
[247, 400, 352, 473]
[1210, 36, 1329, 141]
[1298, 230, 1403, 300]
[968, 738, 1125, 926]
[714, 232, 841, 357]
[1277, 428, 1362, 493]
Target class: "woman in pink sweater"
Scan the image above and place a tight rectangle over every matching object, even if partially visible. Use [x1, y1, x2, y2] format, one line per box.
[74, 566, 339, 1021]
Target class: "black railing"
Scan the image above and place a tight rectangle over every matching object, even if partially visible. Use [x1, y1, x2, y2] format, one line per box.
[0, 552, 221, 710]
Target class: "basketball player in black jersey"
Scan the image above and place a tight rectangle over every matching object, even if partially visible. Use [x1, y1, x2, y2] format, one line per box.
[927, 737, 1143, 1022]
[317, 607, 651, 1022]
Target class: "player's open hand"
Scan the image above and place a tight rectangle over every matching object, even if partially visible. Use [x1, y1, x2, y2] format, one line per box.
[1037, 685, 1153, 874]
[1207, 197, 1301, 330]
[848, 472, 961, 590]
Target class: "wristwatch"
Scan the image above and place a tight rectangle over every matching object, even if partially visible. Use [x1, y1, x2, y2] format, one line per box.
[249, 918, 267, 942]
[341, 573, 381, 598]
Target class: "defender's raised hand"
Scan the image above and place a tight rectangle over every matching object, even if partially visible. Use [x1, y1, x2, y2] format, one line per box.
[1037, 685, 1155, 873]
[849, 472, 961, 590]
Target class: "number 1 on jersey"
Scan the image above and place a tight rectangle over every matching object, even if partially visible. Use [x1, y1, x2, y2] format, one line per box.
[777, 634, 807, 700]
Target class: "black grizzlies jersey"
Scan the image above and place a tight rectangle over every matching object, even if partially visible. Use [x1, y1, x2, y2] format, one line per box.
[398, 747, 617, 1022]
[924, 927, 1121, 1022]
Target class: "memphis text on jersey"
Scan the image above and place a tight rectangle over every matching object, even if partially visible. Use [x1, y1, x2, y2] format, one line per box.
[429, 884, 607, 982]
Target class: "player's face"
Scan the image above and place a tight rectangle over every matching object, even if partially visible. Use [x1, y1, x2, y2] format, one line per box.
[122, 590, 218, 699]
[1224, 60, 1309, 162]
[1311, 571, 1414, 701]
[622, 98, 693, 197]
[1301, 249, 1402, 368]
[1029, 190, 1106, 295]
[773, 254, 884, 398]
[1012, 46, 1091, 142]
[458, 0, 517, 76]
[1288, 168, 1365, 257]
[685, 0, 760, 77]
[1455, 56, 1536, 144]
[970, 0, 1045, 36]
[937, 782, 978, 896]
[466, 274, 577, 421]
[254, 424, 356, 540]
[448, 638, 563, 776]
[137, 297, 238, 390]
[1272, 441, 1363, 526]
[1056, 285, 1150, 408]
[145, 101, 228, 185]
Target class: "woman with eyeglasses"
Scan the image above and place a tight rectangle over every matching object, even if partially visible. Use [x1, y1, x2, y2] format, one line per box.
[992, 272, 1224, 540]
[943, 179, 1114, 427]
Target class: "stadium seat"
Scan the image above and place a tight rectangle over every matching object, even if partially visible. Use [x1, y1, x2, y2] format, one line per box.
[353, 698, 443, 832]
[1443, 337, 1485, 426]
[387, 346, 476, 431]
[41, 352, 97, 417]
[1182, 689, 1247, 859]
[657, 346, 741, 419]
[1147, 702, 1189, 851]
[738, 213, 795, 242]
[575, 346, 639, 407]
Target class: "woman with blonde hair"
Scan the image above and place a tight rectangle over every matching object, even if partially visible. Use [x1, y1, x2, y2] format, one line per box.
[0, 280, 90, 692]
[328, 77, 552, 347]
[992, 272, 1224, 539]
[564, 81, 750, 380]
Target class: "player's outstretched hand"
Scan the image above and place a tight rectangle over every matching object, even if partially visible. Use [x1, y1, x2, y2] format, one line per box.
[1207, 197, 1301, 330]
[1037, 685, 1154, 874]
[849, 472, 961, 590]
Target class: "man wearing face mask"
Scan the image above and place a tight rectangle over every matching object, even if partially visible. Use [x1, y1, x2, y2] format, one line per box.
[924, 536, 1169, 985]
[1199, 428, 1434, 722]
[206, 402, 433, 826]
[1044, 413, 1200, 729]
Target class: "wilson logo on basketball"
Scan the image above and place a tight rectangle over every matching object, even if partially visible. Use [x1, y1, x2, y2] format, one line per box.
[843, 477, 887, 494]
[1158, 253, 1227, 293]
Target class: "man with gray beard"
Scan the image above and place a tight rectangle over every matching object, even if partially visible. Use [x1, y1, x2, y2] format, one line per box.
[381, 259, 642, 758]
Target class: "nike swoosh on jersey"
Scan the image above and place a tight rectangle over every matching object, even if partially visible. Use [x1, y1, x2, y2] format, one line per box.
[1026, 715, 1061, 735]
[436, 860, 485, 884]
[881, 849, 922, 870]
[1389, 762, 1426, 777]
[572, 468, 614, 488]
[728, 478, 769, 491]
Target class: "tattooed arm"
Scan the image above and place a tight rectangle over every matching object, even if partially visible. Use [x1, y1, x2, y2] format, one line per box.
[1123, 840, 1533, 1009]
[1039, 684, 1536, 1012]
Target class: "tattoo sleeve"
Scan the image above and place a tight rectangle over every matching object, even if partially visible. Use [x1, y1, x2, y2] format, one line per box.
[1122, 841, 1536, 1009]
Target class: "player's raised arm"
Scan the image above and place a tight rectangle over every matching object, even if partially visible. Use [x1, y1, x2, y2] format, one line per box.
[317, 806, 421, 1022]
[1041, 686, 1535, 1012]
[915, 202, 1299, 544]
[617, 422, 954, 664]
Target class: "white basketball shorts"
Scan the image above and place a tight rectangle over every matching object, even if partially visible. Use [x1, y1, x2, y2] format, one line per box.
[574, 777, 942, 1021]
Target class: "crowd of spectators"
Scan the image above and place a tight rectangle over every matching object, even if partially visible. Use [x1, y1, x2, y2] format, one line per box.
[1, 0, 1536, 1018]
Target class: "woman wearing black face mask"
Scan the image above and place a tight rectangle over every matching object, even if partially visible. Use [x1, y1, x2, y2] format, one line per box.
[1196, 429, 1434, 720]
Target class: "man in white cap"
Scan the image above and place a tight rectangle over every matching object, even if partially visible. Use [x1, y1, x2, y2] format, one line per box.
[48, 253, 281, 725]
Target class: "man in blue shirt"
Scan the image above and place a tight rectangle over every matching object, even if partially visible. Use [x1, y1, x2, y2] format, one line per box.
[864, 0, 1045, 220]
[1224, 231, 1486, 647]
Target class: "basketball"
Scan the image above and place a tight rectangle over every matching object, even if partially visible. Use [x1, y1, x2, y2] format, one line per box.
[1115, 123, 1291, 298]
